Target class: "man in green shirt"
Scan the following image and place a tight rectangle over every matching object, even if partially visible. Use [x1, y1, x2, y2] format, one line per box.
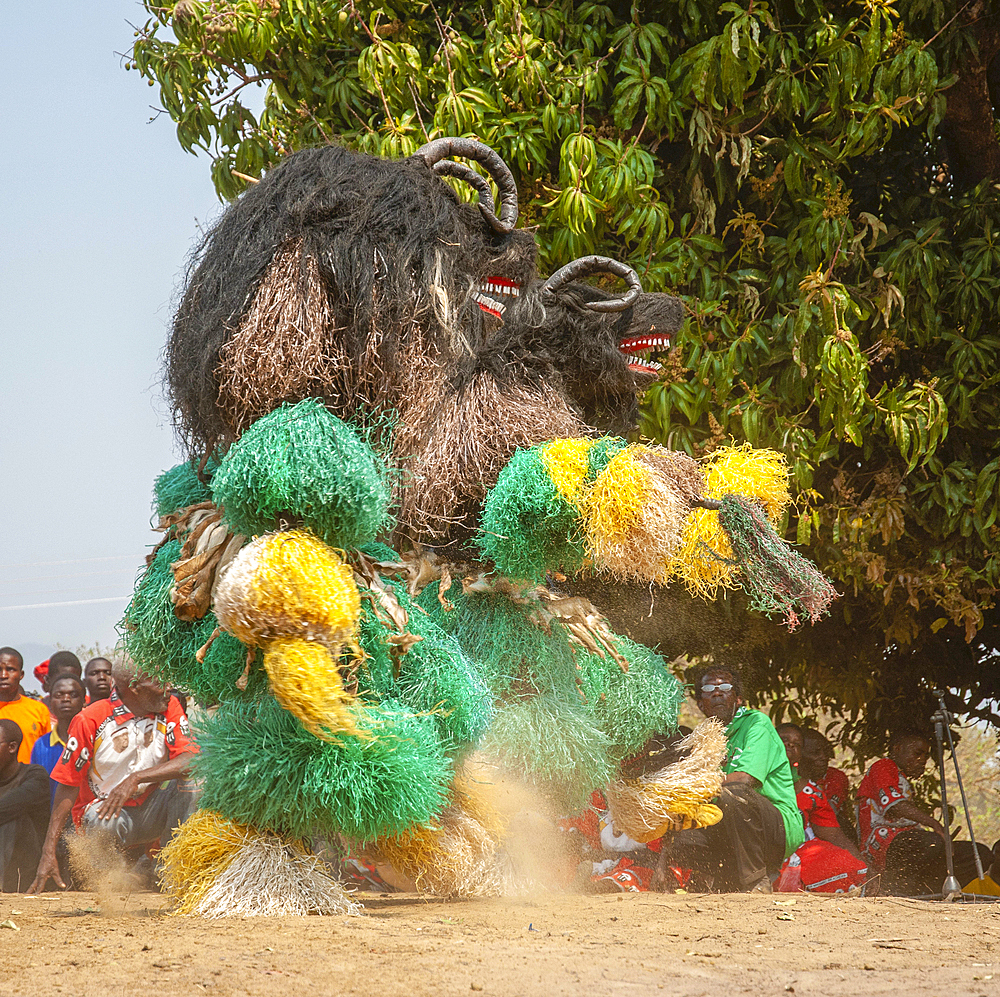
[656, 665, 803, 892]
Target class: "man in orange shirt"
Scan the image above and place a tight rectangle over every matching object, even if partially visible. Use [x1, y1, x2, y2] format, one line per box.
[0, 648, 51, 763]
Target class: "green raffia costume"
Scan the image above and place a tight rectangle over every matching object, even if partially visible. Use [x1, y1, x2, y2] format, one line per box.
[121, 137, 835, 915]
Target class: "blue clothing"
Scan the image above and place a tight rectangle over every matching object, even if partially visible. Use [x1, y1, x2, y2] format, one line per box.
[30, 729, 67, 807]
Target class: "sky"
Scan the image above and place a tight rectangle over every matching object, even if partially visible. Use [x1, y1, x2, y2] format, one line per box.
[0, 3, 233, 684]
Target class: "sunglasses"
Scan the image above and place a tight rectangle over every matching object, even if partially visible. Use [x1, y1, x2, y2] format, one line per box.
[700, 683, 734, 693]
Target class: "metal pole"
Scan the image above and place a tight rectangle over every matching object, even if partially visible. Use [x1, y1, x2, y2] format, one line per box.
[933, 712, 962, 900]
[934, 690, 986, 882]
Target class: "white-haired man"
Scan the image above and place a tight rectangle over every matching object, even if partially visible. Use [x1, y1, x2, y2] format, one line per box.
[28, 660, 198, 892]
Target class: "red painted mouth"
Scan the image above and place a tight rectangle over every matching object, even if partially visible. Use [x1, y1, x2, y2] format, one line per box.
[618, 333, 671, 374]
[473, 277, 520, 319]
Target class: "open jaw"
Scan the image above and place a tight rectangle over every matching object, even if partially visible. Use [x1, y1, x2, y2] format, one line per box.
[473, 277, 521, 319]
[618, 333, 671, 375]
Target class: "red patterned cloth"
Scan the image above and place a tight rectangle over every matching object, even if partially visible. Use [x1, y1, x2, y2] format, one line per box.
[559, 791, 664, 892]
[590, 856, 656, 892]
[52, 689, 196, 826]
[822, 767, 850, 813]
[778, 838, 868, 893]
[797, 780, 840, 832]
[856, 758, 917, 870]
[776, 779, 869, 893]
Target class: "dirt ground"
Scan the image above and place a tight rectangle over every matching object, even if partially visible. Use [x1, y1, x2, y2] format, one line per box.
[1, 888, 998, 997]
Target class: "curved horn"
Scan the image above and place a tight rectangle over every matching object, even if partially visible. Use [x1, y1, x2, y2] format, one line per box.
[415, 136, 518, 232]
[541, 255, 642, 313]
[431, 161, 507, 234]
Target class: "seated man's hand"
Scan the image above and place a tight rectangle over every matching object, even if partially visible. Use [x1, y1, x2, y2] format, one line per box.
[27, 851, 66, 893]
[96, 773, 142, 821]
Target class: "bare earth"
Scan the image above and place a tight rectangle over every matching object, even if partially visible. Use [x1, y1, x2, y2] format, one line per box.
[1, 889, 998, 997]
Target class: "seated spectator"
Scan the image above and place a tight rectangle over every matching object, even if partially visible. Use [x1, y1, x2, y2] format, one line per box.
[558, 730, 694, 893]
[30, 676, 86, 804]
[0, 719, 51, 892]
[963, 839, 1000, 896]
[800, 727, 857, 843]
[83, 657, 113, 704]
[40, 651, 83, 717]
[30, 676, 86, 887]
[28, 658, 199, 892]
[559, 789, 664, 892]
[654, 666, 804, 893]
[0, 647, 51, 762]
[857, 731, 993, 895]
[775, 723, 869, 893]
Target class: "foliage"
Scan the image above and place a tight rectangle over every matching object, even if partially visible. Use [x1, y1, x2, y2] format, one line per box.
[129, 1, 1000, 735]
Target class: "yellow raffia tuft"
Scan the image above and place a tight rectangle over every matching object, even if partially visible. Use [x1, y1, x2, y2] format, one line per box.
[605, 720, 727, 843]
[375, 781, 511, 897]
[667, 444, 791, 598]
[263, 636, 366, 740]
[159, 809, 258, 915]
[214, 528, 361, 650]
[539, 438, 594, 505]
[577, 444, 690, 582]
[704, 444, 790, 520]
[580, 445, 651, 564]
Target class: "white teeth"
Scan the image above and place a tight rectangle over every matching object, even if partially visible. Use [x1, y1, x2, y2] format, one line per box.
[473, 290, 506, 315]
[477, 280, 519, 298]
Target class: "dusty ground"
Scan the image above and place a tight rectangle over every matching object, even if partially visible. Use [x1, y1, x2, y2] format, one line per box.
[1, 888, 998, 997]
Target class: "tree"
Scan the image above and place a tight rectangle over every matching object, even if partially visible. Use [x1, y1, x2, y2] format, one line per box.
[130, 0, 1000, 752]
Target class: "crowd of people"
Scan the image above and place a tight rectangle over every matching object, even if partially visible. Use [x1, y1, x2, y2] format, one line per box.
[0, 643, 997, 899]
[562, 665, 1000, 897]
[0, 646, 197, 893]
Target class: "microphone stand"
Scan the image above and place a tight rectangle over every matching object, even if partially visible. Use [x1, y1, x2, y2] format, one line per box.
[930, 709, 962, 900]
[932, 689, 986, 887]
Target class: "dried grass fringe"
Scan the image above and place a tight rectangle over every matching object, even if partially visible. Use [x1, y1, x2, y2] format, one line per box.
[375, 783, 514, 898]
[216, 239, 351, 437]
[605, 720, 727, 843]
[396, 372, 586, 540]
[192, 835, 361, 918]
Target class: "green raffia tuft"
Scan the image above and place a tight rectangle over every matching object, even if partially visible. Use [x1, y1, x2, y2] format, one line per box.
[153, 456, 220, 519]
[427, 588, 543, 698]
[585, 437, 627, 481]
[193, 696, 452, 840]
[477, 692, 615, 808]
[719, 493, 838, 631]
[477, 447, 585, 582]
[590, 636, 683, 760]
[211, 399, 393, 548]
[358, 541, 400, 562]
[357, 580, 493, 748]
[118, 540, 266, 704]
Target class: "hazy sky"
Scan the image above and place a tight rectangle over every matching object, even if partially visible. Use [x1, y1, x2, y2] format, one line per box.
[1, 3, 231, 679]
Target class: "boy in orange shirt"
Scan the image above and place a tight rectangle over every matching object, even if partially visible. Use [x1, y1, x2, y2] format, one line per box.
[0, 648, 51, 763]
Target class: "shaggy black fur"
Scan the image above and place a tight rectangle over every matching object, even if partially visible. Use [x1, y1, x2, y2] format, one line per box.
[453, 283, 685, 434]
[167, 144, 537, 456]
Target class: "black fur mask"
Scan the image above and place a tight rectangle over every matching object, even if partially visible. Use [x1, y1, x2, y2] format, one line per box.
[167, 141, 536, 456]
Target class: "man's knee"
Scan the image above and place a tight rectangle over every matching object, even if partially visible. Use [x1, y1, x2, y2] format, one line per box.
[80, 802, 132, 847]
